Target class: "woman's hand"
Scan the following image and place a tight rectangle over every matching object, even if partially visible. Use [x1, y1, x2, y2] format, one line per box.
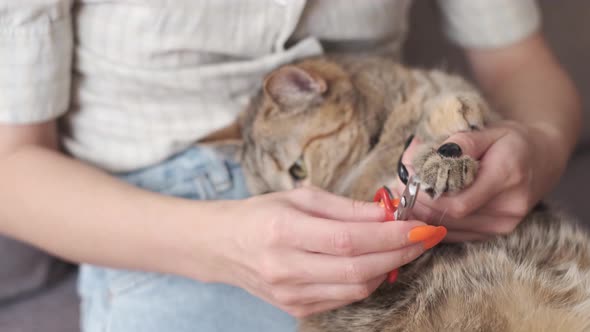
[397, 120, 569, 242]
[196, 187, 445, 317]
[0, 120, 443, 319]
[409, 33, 580, 242]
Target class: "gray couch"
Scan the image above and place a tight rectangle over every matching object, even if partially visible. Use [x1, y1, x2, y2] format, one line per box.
[1, 1, 588, 331]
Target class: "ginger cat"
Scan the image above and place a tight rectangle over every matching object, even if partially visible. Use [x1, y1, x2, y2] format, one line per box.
[235, 56, 590, 332]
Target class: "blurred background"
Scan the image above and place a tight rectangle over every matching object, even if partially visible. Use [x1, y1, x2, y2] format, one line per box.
[1, 1, 588, 331]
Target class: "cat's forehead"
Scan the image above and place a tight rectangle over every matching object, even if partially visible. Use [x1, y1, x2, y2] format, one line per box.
[296, 58, 350, 81]
[252, 99, 355, 141]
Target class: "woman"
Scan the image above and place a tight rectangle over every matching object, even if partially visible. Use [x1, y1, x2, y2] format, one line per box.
[0, 1, 580, 331]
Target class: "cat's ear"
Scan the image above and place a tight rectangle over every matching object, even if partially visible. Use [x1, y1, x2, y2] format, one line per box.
[263, 65, 327, 108]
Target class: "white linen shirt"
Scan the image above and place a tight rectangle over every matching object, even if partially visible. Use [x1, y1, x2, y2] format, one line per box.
[0, 0, 540, 171]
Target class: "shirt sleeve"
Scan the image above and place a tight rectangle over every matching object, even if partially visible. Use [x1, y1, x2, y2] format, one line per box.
[0, 1, 74, 124]
[436, 0, 541, 49]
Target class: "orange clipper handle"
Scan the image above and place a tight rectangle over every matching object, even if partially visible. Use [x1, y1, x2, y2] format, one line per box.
[373, 186, 401, 283]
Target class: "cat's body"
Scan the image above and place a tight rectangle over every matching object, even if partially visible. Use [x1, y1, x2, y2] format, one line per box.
[299, 204, 590, 332]
[234, 56, 590, 331]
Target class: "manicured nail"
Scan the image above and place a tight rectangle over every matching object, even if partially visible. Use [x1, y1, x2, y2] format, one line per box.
[408, 225, 439, 243]
[408, 226, 447, 249]
[437, 143, 462, 158]
[423, 226, 447, 249]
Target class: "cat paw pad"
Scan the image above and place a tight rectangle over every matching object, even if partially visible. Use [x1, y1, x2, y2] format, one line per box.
[412, 144, 478, 199]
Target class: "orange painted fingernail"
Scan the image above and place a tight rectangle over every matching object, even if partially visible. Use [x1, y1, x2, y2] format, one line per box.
[408, 225, 440, 243]
[423, 227, 447, 249]
[408, 226, 448, 249]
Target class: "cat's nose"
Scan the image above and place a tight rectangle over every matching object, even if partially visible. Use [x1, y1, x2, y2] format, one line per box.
[437, 143, 462, 158]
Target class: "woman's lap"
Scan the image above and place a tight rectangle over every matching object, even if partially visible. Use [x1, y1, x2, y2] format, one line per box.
[77, 146, 296, 332]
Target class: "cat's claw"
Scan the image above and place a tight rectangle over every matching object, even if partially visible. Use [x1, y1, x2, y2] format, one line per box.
[412, 145, 478, 199]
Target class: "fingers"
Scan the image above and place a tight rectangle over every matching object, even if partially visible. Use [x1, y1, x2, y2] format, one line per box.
[439, 127, 508, 160]
[444, 214, 522, 237]
[417, 143, 528, 221]
[410, 169, 506, 221]
[286, 243, 425, 284]
[290, 218, 427, 256]
[288, 187, 386, 223]
[271, 275, 386, 308]
[399, 128, 506, 175]
[409, 200, 522, 240]
[399, 127, 523, 221]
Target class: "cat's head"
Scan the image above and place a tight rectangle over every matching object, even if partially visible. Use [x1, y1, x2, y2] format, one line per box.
[240, 58, 370, 195]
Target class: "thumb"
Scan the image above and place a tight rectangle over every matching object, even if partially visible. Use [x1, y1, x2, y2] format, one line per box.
[409, 127, 511, 220]
[400, 127, 508, 175]
[439, 127, 509, 160]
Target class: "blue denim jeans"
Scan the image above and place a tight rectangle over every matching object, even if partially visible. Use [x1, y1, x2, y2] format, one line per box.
[78, 146, 296, 332]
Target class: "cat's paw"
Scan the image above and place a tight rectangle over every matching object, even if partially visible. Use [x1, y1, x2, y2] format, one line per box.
[416, 93, 488, 142]
[412, 142, 478, 199]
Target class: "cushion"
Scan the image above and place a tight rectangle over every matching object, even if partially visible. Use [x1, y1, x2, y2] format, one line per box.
[0, 236, 71, 304]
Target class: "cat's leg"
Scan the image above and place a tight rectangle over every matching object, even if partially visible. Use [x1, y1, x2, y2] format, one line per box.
[415, 92, 489, 142]
[338, 146, 405, 201]
[337, 101, 421, 201]
[412, 92, 492, 198]
[412, 144, 478, 199]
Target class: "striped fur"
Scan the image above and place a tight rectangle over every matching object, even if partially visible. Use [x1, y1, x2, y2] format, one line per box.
[237, 56, 590, 331]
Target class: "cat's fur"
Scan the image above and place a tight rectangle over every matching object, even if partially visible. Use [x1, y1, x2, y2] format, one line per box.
[235, 56, 590, 331]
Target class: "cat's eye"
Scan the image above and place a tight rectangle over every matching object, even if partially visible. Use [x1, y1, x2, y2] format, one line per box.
[288, 157, 307, 181]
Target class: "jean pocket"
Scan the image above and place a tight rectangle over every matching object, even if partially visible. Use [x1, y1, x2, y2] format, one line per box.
[117, 146, 240, 200]
[157, 174, 212, 200]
